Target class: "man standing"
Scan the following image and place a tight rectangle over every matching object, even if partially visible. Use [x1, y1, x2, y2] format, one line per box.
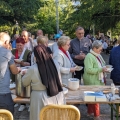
[37, 29, 43, 37]
[0, 32, 19, 114]
[34, 29, 44, 44]
[21, 30, 36, 51]
[69, 26, 91, 82]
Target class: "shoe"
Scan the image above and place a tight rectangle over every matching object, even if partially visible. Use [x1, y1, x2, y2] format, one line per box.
[18, 105, 26, 112]
[87, 113, 94, 116]
[14, 103, 19, 107]
[94, 116, 101, 120]
[87, 113, 94, 118]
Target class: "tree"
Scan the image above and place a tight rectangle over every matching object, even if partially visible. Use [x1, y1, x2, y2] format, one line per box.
[0, 0, 41, 25]
[35, 0, 73, 35]
[65, 0, 120, 36]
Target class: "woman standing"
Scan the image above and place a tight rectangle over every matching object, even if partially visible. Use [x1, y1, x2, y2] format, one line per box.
[11, 37, 31, 111]
[57, 36, 77, 86]
[12, 37, 31, 67]
[83, 40, 107, 120]
[22, 45, 64, 120]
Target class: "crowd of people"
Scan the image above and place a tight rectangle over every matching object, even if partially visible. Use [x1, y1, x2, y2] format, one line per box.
[0, 26, 120, 120]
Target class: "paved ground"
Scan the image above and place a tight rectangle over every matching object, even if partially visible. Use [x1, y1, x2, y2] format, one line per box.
[14, 52, 117, 120]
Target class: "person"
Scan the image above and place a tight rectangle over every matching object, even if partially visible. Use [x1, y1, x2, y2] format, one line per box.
[22, 45, 64, 120]
[11, 37, 31, 111]
[59, 29, 63, 36]
[102, 40, 108, 54]
[21, 30, 37, 65]
[37, 29, 43, 37]
[112, 38, 117, 46]
[109, 37, 120, 115]
[69, 26, 92, 83]
[21, 31, 36, 51]
[11, 34, 19, 49]
[0, 32, 20, 114]
[57, 36, 76, 85]
[11, 37, 31, 81]
[37, 36, 52, 57]
[54, 33, 61, 42]
[34, 29, 44, 44]
[83, 40, 107, 120]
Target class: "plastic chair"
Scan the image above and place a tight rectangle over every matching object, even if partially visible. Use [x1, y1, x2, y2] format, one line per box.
[0, 109, 13, 120]
[40, 105, 80, 120]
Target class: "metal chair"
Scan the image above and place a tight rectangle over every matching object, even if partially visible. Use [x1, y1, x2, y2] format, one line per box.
[40, 105, 80, 120]
[0, 109, 13, 120]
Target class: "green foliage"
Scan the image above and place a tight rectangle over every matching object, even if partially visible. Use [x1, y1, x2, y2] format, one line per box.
[35, 0, 56, 34]
[0, 0, 120, 37]
[66, 0, 120, 36]
[0, 0, 41, 25]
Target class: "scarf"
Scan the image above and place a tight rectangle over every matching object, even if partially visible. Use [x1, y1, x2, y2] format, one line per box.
[90, 49, 106, 83]
[15, 49, 19, 59]
[59, 47, 69, 59]
[15, 48, 26, 60]
[34, 45, 63, 97]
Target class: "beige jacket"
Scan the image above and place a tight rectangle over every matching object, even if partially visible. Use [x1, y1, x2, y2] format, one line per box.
[22, 64, 46, 90]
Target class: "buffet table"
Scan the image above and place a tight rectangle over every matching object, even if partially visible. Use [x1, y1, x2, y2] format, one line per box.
[12, 85, 120, 120]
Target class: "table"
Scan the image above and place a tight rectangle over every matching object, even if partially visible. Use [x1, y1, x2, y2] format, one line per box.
[12, 85, 120, 120]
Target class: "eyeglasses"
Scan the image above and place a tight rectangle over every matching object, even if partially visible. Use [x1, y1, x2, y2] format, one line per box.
[66, 44, 70, 46]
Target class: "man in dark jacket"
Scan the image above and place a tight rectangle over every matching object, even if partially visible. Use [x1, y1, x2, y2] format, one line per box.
[69, 26, 91, 82]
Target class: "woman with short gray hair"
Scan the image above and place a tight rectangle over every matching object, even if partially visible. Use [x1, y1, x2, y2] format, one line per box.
[92, 40, 103, 49]
[83, 40, 107, 120]
[57, 36, 77, 85]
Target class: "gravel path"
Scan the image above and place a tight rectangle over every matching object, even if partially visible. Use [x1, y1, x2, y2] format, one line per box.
[14, 53, 117, 120]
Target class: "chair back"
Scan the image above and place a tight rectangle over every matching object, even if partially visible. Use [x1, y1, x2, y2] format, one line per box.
[0, 109, 13, 120]
[40, 105, 80, 120]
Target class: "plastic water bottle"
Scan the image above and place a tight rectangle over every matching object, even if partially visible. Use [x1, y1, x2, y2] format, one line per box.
[111, 83, 115, 95]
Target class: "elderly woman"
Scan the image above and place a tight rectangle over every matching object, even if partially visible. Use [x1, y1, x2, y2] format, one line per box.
[57, 36, 76, 86]
[22, 45, 64, 120]
[37, 36, 53, 57]
[83, 40, 107, 120]
[11, 37, 31, 111]
[109, 37, 120, 115]
[12, 37, 31, 67]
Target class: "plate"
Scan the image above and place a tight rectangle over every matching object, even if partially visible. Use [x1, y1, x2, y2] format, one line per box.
[106, 68, 114, 72]
[21, 66, 30, 69]
[75, 66, 83, 71]
[106, 65, 113, 68]
[10, 83, 16, 89]
[20, 69, 28, 75]
[14, 59, 23, 63]
[62, 87, 68, 94]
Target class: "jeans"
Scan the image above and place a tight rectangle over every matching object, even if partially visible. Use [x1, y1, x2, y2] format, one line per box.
[0, 93, 14, 115]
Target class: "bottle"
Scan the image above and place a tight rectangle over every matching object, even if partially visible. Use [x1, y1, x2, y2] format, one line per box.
[111, 83, 115, 95]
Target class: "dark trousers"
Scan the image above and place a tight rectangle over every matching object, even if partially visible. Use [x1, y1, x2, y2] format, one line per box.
[0, 93, 14, 115]
[74, 65, 84, 83]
